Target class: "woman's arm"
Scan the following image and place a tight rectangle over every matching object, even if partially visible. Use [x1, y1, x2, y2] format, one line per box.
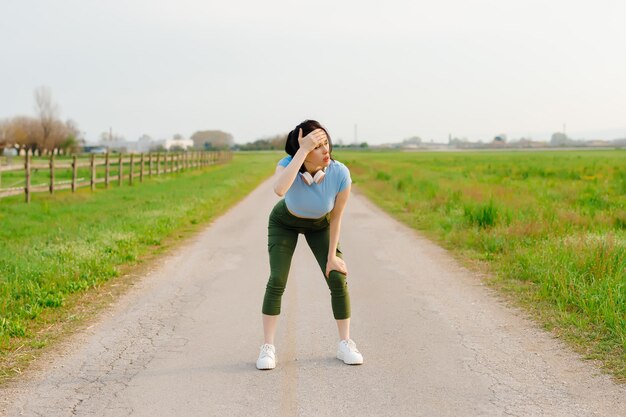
[273, 128, 326, 196]
[273, 148, 308, 197]
[326, 184, 351, 278]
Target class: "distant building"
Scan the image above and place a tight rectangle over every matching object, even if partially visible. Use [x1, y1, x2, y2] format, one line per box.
[163, 137, 193, 150]
[585, 140, 612, 147]
[96, 134, 194, 153]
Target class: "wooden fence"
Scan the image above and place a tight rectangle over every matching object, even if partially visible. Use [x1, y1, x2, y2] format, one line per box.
[0, 151, 232, 203]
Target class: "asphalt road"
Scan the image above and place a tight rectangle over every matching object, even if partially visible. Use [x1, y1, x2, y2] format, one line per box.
[2, 178, 625, 417]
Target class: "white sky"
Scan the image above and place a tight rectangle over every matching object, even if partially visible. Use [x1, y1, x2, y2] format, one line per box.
[1, 0, 625, 144]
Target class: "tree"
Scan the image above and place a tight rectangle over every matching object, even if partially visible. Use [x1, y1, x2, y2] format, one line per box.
[269, 133, 287, 149]
[550, 132, 572, 146]
[34, 86, 61, 154]
[237, 133, 288, 151]
[190, 130, 234, 150]
[402, 136, 422, 145]
[493, 133, 507, 143]
[99, 131, 126, 144]
[6, 116, 42, 154]
[0, 119, 9, 154]
[60, 119, 82, 154]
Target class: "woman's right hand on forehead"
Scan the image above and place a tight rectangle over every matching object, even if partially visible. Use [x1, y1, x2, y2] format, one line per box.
[298, 128, 326, 153]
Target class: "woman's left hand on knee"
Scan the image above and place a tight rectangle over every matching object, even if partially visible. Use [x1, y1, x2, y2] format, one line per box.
[326, 256, 348, 278]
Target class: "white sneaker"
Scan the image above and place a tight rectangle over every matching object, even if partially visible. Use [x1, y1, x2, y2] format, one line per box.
[256, 344, 276, 370]
[337, 339, 363, 365]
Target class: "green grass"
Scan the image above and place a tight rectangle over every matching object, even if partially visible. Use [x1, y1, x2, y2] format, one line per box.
[336, 149, 626, 380]
[0, 152, 279, 375]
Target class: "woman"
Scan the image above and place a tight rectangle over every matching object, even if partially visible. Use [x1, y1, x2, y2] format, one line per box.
[257, 119, 364, 370]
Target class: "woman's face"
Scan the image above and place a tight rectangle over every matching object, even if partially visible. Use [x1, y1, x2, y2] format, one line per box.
[304, 131, 331, 171]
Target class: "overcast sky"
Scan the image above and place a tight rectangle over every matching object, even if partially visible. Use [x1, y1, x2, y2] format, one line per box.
[1, 0, 625, 144]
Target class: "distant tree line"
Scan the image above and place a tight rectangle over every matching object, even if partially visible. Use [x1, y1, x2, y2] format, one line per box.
[0, 87, 82, 156]
[234, 134, 287, 151]
[233, 134, 369, 151]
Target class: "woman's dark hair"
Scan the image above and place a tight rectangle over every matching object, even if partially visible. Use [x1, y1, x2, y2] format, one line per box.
[285, 120, 333, 173]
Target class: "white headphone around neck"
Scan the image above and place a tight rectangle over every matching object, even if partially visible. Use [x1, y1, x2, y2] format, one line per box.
[300, 169, 326, 185]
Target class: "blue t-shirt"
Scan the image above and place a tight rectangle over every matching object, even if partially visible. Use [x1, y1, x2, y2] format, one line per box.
[278, 156, 352, 218]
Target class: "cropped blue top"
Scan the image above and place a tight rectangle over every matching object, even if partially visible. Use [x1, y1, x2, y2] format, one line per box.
[277, 156, 352, 218]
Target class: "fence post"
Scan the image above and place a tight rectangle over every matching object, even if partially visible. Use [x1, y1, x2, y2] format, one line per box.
[90, 153, 96, 191]
[149, 153, 153, 177]
[140, 153, 144, 182]
[49, 154, 55, 194]
[71, 155, 77, 192]
[129, 153, 134, 185]
[25, 153, 31, 203]
[156, 153, 160, 175]
[105, 153, 110, 188]
[118, 153, 123, 187]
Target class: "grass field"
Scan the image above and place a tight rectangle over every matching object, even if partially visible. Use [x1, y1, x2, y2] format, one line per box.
[335, 149, 626, 380]
[0, 151, 278, 382]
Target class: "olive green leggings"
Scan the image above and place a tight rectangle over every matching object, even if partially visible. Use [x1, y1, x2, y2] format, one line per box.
[262, 199, 351, 320]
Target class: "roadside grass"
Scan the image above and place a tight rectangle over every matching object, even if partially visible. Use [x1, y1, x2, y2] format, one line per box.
[0, 151, 279, 383]
[336, 149, 626, 381]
